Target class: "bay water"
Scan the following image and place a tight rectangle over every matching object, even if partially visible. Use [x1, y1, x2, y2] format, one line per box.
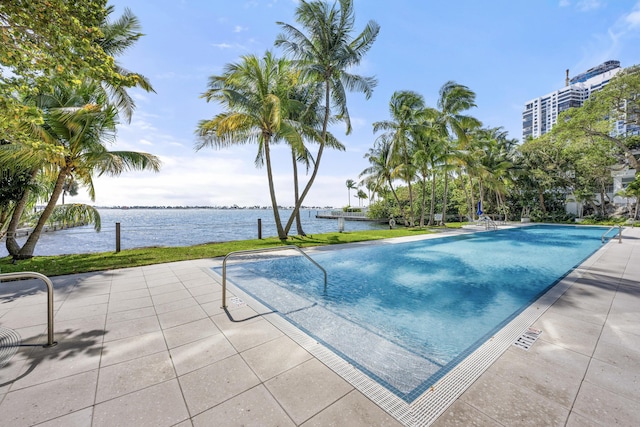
[1, 208, 385, 257]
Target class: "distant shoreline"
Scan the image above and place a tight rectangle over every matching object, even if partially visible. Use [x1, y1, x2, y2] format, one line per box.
[92, 205, 338, 210]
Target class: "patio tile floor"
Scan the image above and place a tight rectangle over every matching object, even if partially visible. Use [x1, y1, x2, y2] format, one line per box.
[1, 226, 639, 426]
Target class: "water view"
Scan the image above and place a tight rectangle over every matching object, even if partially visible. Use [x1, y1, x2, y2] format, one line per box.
[0, 208, 385, 257]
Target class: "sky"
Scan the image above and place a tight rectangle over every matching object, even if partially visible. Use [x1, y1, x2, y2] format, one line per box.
[68, 0, 640, 208]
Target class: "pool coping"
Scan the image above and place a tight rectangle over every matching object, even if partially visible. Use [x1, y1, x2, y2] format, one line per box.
[217, 225, 610, 426]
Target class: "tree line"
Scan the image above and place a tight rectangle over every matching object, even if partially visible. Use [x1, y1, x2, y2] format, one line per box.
[2, 0, 639, 260]
[358, 67, 640, 226]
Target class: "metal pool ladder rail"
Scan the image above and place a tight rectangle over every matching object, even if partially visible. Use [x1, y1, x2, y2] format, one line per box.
[480, 216, 498, 230]
[0, 271, 57, 347]
[221, 245, 327, 309]
[602, 225, 623, 243]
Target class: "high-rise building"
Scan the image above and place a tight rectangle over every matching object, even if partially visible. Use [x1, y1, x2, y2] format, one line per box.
[522, 60, 622, 141]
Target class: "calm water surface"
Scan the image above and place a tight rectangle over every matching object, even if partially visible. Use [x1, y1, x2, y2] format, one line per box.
[1, 208, 384, 257]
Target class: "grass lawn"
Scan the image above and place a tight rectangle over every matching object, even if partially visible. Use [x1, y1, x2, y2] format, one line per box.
[0, 225, 461, 277]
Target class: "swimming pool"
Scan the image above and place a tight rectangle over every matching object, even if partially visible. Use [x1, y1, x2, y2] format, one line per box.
[221, 225, 607, 403]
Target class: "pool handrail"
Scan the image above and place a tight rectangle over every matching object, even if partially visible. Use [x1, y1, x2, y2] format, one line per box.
[479, 216, 498, 230]
[601, 225, 623, 244]
[221, 245, 327, 309]
[0, 271, 58, 347]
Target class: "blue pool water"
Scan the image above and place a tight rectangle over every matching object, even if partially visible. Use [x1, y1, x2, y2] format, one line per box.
[222, 225, 607, 402]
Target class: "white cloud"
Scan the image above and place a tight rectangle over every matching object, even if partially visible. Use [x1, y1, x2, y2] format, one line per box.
[212, 43, 234, 49]
[573, 1, 640, 72]
[559, 0, 604, 11]
[139, 139, 153, 146]
[233, 25, 248, 33]
[626, 10, 640, 27]
[577, 0, 603, 12]
[211, 42, 249, 51]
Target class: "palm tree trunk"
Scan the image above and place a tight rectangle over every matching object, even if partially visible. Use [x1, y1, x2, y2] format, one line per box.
[429, 171, 436, 226]
[461, 175, 469, 221]
[292, 150, 305, 236]
[283, 79, 331, 235]
[5, 168, 38, 257]
[407, 178, 415, 227]
[404, 151, 415, 227]
[440, 171, 449, 226]
[467, 175, 475, 222]
[264, 138, 287, 240]
[16, 169, 68, 259]
[419, 175, 427, 227]
[385, 177, 405, 224]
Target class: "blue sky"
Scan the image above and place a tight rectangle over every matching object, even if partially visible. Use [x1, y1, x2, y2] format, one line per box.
[70, 0, 640, 208]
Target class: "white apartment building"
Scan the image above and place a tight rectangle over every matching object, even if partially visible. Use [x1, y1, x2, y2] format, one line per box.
[522, 61, 639, 216]
[522, 60, 622, 140]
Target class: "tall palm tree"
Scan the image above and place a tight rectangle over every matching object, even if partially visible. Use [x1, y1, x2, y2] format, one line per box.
[196, 52, 305, 240]
[276, 0, 379, 234]
[285, 79, 338, 236]
[412, 119, 446, 227]
[432, 81, 481, 225]
[4, 81, 160, 259]
[373, 91, 425, 226]
[475, 127, 517, 220]
[345, 179, 357, 206]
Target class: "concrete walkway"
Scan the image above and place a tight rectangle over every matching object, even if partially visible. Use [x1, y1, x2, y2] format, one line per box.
[1, 227, 639, 426]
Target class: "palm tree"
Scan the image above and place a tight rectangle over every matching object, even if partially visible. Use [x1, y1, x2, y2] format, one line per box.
[356, 188, 367, 207]
[286, 80, 344, 236]
[276, 0, 380, 234]
[412, 120, 446, 227]
[359, 138, 406, 223]
[2, 6, 154, 255]
[345, 179, 357, 206]
[4, 81, 160, 259]
[98, 6, 155, 123]
[373, 91, 425, 226]
[196, 52, 305, 240]
[432, 81, 481, 225]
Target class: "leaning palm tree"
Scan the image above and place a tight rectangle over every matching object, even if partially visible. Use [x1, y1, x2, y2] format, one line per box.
[3, 81, 160, 259]
[276, 0, 379, 234]
[196, 52, 306, 240]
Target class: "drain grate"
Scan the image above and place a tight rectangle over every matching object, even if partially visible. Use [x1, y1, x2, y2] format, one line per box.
[0, 326, 21, 368]
[513, 327, 542, 351]
[229, 296, 246, 307]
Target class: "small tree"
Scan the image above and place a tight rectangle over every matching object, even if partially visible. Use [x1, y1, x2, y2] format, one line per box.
[356, 189, 368, 207]
[345, 179, 357, 206]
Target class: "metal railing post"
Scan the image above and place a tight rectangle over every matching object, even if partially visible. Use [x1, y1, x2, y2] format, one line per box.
[0, 271, 58, 347]
[602, 225, 623, 244]
[115, 222, 121, 253]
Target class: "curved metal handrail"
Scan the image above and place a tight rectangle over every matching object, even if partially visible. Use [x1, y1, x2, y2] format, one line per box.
[0, 271, 57, 347]
[221, 245, 327, 309]
[601, 225, 623, 244]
